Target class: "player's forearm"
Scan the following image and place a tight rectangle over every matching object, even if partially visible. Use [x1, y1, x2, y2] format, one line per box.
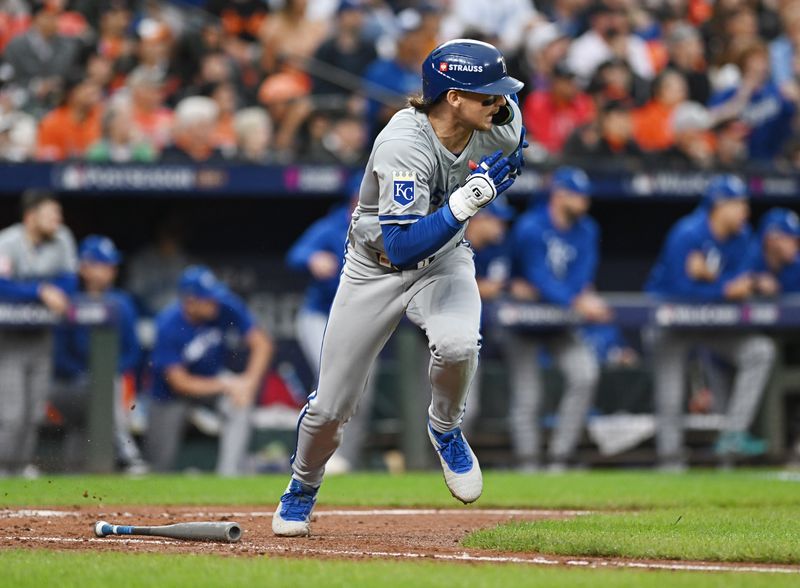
[0, 278, 40, 302]
[243, 328, 273, 384]
[381, 206, 461, 268]
[165, 368, 226, 398]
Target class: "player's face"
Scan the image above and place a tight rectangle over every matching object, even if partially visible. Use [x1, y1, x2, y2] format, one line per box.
[454, 91, 506, 131]
[718, 199, 750, 232]
[767, 233, 800, 263]
[182, 297, 220, 322]
[555, 189, 590, 221]
[80, 262, 117, 292]
[31, 200, 63, 239]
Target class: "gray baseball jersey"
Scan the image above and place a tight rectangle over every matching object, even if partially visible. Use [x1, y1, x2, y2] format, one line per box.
[0, 223, 77, 284]
[349, 102, 523, 259]
[290, 101, 523, 488]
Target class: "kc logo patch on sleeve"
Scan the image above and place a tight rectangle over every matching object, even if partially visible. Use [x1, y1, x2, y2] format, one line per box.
[392, 171, 416, 207]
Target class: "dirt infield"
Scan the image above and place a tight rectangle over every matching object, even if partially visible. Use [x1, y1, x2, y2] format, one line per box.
[2, 506, 800, 575]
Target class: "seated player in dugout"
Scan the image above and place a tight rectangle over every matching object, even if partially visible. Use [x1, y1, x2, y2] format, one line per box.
[506, 166, 610, 471]
[747, 208, 800, 295]
[51, 235, 146, 473]
[645, 175, 776, 469]
[145, 265, 273, 476]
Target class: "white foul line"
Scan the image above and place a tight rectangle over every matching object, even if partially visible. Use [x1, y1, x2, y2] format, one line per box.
[3, 535, 799, 575]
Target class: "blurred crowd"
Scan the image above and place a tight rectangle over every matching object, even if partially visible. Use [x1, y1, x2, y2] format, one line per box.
[3, 0, 800, 170]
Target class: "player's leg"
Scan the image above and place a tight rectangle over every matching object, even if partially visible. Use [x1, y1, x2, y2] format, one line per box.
[0, 339, 29, 473]
[216, 394, 252, 476]
[650, 329, 690, 469]
[275, 254, 405, 535]
[504, 333, 544, 470]
[460, 362, 482, 436]
[707, 334, 775, 457]
[296, 309, 328, 376]
[112, 376, 147, 472]
[549, 332, 599, 468]
[18, 336, 53, 474]
[145, 398, 190, 472]
[405, 246, 483, 502]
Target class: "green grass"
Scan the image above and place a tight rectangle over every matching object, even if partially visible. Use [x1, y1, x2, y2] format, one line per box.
[2, 550, 797, 588]
[465, 506, 800, 564]
[1, 470, 798, 509]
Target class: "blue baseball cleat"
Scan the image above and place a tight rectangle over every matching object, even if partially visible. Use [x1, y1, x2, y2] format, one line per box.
[272, 478, 319, 537]
[427, 422, 483, 504]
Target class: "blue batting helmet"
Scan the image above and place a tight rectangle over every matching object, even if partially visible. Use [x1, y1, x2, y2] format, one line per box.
[422, 39, 524, 103]
[702, 174, 747, 206]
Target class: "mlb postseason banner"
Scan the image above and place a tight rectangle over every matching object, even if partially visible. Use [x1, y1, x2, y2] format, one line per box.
[486, 294, 800, 331]
[0, 164, 799, 199]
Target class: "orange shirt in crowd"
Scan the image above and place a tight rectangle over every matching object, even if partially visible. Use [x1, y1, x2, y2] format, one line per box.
[36, 105, 102, 161]
[631, 101, 676, 151]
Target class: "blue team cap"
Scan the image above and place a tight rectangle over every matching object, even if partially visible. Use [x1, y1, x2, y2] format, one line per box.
[551, 166, 590, 196]
[759, 208, 800, 237]
[178, 265, 227, 301]
[79, 235, 122, 265]
[703, 174, 747, 206]
[482, 194, 515, 220]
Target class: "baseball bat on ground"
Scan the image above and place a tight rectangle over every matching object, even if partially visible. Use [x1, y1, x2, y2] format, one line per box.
[94, 520, 242, 543]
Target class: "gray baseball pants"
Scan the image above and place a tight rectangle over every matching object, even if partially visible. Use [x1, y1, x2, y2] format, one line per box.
[296, 308, 376, 468]
[0, 331, 52, 471]
[291, 244, 481, 487]
[504, 331, 599, 464]
[650, 329, 775, 461]
[145, 393, 252, 476]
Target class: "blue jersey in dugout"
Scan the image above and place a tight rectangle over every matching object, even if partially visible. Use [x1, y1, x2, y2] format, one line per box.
[510, 204, 599, 306]
[473, 241, 512, 284]
[745, 239, 800, 293]
[150, 292, 255, 401]
[286, 204, 350, 315]
[646, 209, 752, 301]
[54, 289, 140, 379]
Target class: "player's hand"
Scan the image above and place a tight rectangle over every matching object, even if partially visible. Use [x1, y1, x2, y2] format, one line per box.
[222, 375, 259, 408]
[755, 273, 780, 297]
[38, 284, 70, 316]
[507, 127, 528, 178]
[573, 291, 612, 323]
[724, 274, 754, 301]
[448, 150, 514, 222]
[308, 251, 340, 280]
[686, 251, 718, 282]
[510, 278, 538, 301]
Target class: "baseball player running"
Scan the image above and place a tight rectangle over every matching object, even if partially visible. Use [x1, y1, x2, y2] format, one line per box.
[273, 39, 525, 536]
[646, 175, 775, 469]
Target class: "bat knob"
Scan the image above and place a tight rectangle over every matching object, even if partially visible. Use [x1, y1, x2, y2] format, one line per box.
[94, 521, 111, 537]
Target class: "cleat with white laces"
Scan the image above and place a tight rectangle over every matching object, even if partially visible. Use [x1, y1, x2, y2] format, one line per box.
[427, 422, 482, 504]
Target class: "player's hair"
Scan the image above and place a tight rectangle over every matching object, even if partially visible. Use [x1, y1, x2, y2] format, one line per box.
[20, 189, 58, 216]
[408, 93, 443, 114]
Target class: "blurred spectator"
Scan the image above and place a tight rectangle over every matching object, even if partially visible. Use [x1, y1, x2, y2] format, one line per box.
[506, 167, 606, 471]
[667, 23, 711, 104]
[523, 61, 595, 155]
[145, 265, 273, 475]
[85, 97, 156, 163]
[36, 75, 103, 161]
[563, 100, 644, 165]
[657, 101, 716, 169]
[303, 114, 367, 165]
[206, 0, 269, 43]
[769, 1, 800, 96]
[125, 216, 192, 316]
[233, 106, 273, 164]
[441, 0, 539, 53]
[85, 52, 116, 94]
[161, 96, 225, 164]
[258, 70, 312, 157]
[0, 110, 37, 162]
[126, 18, 176, 97]
[94, 0, 135, 65]
[310, 0, 377, 101]
[631, 69, 688, 152]
[3, 0, 80, 113]
[126, 66, 173, 150]
[709, 41, 796, 161]
[715, 117, 750, 170]
[0, 190, 77, 477]
[587, 58, 649, 108]
[524, 22, 571, 92]
[748, 208, 800, 296]
[50, 235, 147, 473]
[209, 81, 239, 157]
[645, 175, 775, 468]
[258, 0, 328, 75]
[362, 9, 427, 137]
[566, 1, 654, 85]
